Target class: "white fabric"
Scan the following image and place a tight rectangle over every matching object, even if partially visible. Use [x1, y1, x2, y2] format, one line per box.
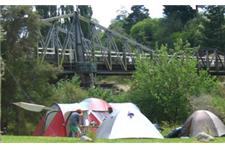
[205, 110, 225, 136]
[55, 103, 87, 121]
[13, 102, 53, 112]
[96, 107, 164, 139]
[109, 102, 140, 114]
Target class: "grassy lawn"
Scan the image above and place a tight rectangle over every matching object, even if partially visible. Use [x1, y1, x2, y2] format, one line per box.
[1, 135, 225, 143]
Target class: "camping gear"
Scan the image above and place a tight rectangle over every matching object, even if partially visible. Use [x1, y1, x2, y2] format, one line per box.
[195, 132, 215, 142]
[13, 102, 54, 112]
[96, 106, 164, 139]
[165, 127, 182, 138]
[179, 110, 225, 137]
[80, 97, 111, 111]
[33, 98, 111, 136]
[80, 135, 93, 142]
[80, 98, 111, 132]
[33, 103, 86, 136]
[109, 102, 140, 113]
[14, 99, 111, 137]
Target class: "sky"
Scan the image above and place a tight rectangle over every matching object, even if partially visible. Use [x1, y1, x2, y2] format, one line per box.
[1, 0, 224, 28]
[91, 3, 165, 27]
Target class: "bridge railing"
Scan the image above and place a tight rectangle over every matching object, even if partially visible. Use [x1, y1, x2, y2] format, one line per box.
[38, 11, 153, 73]
[37, 12, 225, 75]
[196, 49, 225, 75]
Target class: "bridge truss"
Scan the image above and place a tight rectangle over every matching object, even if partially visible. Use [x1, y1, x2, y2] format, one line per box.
[38, 12, 153, 75]
[37, 12, 225, 86]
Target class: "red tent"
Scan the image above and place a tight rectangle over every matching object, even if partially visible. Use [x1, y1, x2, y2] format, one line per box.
[79, 98, 111, 132]
[79, 98, 111, 111]
[33, 103, 85, 136]
[33, 98, 111, 137]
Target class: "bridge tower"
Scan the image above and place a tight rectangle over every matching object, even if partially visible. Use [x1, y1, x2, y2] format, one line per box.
[73, 12, 96, 87]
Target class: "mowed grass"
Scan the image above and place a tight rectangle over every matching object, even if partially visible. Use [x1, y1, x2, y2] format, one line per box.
[1, 135, 225, 143]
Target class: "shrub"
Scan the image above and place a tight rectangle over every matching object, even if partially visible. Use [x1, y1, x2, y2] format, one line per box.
[129, 40, 219, 123]
[51, 76, 88, 103]
[88, 86, 114, 101]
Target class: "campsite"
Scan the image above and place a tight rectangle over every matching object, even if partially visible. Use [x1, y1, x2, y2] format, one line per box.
[2, 98, 225, 143]
[1, 5, 225, 143]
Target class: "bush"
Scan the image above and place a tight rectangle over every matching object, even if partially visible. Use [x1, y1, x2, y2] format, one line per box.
[211, 96, 225, 122]
[88, 86, 114, 102]
[129, 40, 219, 123]
[51, 76, 88, 103]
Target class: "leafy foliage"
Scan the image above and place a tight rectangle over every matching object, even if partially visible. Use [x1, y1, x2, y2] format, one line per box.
[163, 6, 197, 25]
[1, 5, 225, 136]
[1, 6, 59, 135]
[201, 6, 225, 51]
[129, 40, 218, 123]
[88, 86, 114, 102]
[123, 5, 150, 34]
[78, 5, 93, 39]
[130, 18, 160, 47]
[171, 14, 205, 47]
[51, 76, 88, 103]
[35, 6, 57, 19]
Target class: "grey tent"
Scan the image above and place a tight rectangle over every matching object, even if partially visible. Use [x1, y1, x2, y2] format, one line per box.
[179, 110, 225, 137]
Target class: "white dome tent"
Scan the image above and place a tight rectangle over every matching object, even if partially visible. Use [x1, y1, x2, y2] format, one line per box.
[96, 104, 164, 139]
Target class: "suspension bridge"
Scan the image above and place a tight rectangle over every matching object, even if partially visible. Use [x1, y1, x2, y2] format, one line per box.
[37, 11, 225, 86]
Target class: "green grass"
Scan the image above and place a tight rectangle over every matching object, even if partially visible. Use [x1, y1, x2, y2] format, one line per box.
[1, 135, 225, 143]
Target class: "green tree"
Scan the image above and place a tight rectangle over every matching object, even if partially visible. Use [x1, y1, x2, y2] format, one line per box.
[0, 25, 5, 42]
[78, 5, 93, 39]
[115, 8, 128, 22]
[170, 14, 205, 47]
[35, 6, 49, 18]
[35, 5, 57, 18]
[129, 39, 218, 123]
[60, 5, 74, 15]
[106, 9, 130, 52]
[130, 18, 160, 47]
[109, 7, 129, 36]
[109, 20, 128, 35]
[159, 5, 197, 48]
[123, 5, 150, 34]
[1, 6, 58, 135]
[0, 24, 5, 134]
[201, 6, 225, 51]
[163, 6, 197, 26]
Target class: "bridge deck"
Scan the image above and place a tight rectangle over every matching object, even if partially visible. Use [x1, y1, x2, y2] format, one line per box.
[38, 12, 225, 77]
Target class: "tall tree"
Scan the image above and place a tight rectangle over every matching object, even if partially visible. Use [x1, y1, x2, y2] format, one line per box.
[130, 18, 160, 47]
[115, 8, 128, 21]
[170, 14, 205, 48]
[123, 5, 150, 34]
[60, 5, 74, 15]
[35, 6, 49, 18]
[163, 6, 197, 26]
[109, 8, 129, 35]
[78, 5, 93, 39]
[1, 6, 58, 135]
[201, 6, 225, 51]
[78, 5, 92, 19]
[0, 24, 5, 134]
[158, 5, 197, 48]
[106, 9, 130, 52]
[35, 5, 57, 18]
